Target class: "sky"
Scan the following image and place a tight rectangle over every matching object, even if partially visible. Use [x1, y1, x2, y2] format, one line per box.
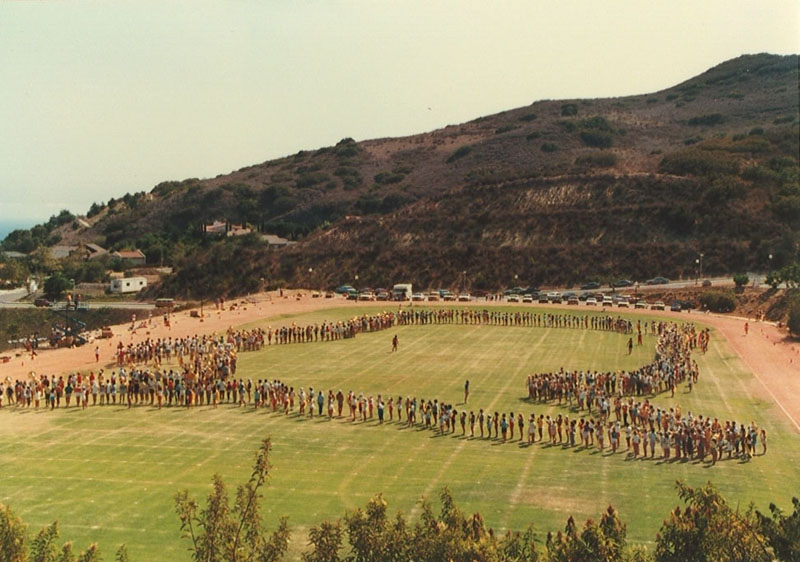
[0, 0, 798, 232]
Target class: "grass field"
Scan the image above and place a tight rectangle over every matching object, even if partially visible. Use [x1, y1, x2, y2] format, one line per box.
[1, 306, 799, 560]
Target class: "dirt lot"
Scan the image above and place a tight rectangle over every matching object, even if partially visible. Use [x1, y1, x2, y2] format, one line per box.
[2, 290, 798, 432]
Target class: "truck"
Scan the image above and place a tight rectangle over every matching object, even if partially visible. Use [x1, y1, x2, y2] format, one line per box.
[391, 283, 413, 301]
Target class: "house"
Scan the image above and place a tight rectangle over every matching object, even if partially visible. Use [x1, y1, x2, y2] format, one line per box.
[83, 243, 107, 260]
[1, 250, 27, 260]
[111, 249, 147, 267]
[227, 223, 252, 237]
[260, 234, 294, 248]
[49, 245, 79, 259]
[204, 220, 228, 235]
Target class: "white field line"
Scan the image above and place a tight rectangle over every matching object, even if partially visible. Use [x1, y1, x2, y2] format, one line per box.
[723, 339, 800, 434]
[409, 328, 550, 519]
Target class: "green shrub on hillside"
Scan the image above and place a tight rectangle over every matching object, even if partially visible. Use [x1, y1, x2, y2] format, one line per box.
[580, 130, 613, 148]
[561, 103, 578, 116]
[495, 124, 519, 135]
[699, 291, 736, 312]
[541, 143, 559, 153]
[374, 171, 404, 185]
[658, 149, 740, 177]
[525, 132, 541, 141]
[519, 112, 537, 122]
[575, 152, 618, 169]
[447, 145, 472, 163]
[688, 113, 725, 126]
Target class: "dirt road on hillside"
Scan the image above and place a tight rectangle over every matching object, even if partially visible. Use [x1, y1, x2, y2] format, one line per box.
[2, 292, 797, 432]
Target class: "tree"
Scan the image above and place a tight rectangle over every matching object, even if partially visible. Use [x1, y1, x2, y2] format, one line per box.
[43, 273, 72, 299]
[174, 437, 290, 562]
[547, 507, 628, 562]
[302, 521, 343, 562]
[654, 481, 771, 562]
[0, 504, 113, 562]
[733, 273, 749, 289]
[756, 497, 800, 562]
[788, 300, 800, 337]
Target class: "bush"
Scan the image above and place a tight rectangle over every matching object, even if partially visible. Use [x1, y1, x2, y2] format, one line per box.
[541, 143, 558, 153]
[580, 131, 613, 148]
[733, 273, 749, 288]
[518, 112, 537, 122]
[373, 171, 404, 185]
[658, 149, 740, 177]
[789, 301, 800, 336]
[688, 113, 725, 126]
[699, 291, 736, 312]
[525, 132, 541, 141]
[495, 125, 519, 135]
[446, 145, 472, 163]
[561, 103, 578, 116]
[575, 152, 618, 169]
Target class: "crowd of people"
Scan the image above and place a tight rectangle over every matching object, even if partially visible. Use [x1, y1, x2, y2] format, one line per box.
[0, 308, 763, 465]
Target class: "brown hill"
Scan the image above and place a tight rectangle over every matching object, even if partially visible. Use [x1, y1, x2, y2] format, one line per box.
[4, 53, 799, 296]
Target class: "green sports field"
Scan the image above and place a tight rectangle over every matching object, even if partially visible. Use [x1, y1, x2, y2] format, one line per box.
[1, 306, 798, 560]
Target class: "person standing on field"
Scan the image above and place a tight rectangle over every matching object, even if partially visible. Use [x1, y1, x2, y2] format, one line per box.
[392, 334, 398, 352]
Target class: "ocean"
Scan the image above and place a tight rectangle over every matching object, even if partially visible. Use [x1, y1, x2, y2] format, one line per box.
[0, 219, 38, 242]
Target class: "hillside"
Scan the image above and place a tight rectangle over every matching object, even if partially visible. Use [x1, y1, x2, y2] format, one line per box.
[2, 53, 799, 296]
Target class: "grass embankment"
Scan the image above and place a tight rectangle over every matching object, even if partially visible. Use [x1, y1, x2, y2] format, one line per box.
[0, 308, 142, 352]
[1, 306, 797, 560]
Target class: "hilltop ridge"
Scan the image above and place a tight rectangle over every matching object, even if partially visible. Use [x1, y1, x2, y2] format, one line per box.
[2, 53, 798, 296]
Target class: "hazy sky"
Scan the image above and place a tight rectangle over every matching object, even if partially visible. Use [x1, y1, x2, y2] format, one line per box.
[1, 1, 798, 228]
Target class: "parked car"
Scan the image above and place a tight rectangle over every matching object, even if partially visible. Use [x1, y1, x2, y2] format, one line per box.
[335, 285, 355, 294]
[34, 297, 52, 307]
[547, 292, 562, 303]
[521, 294, 533, 303]
[427, 292, 439, 301]
[562, 291, 577, 300]
[602, 296, 614, 306]
[507, 294, 520, 303]
[670, 301, 682, 312]
[617, 297, 629, 308]
[580, 281, 601, 290]
[311, 291, 321, 298]
[579, 291, 593, 301]
[538, 294, 549, 303]
[411, 293, 425, 302]
[325, 292, 334, 298]
[585, 297, 598, 306]
[651, 301, 666, 310]
[358, 291, 375, 301]
[634, 301, 648, 309]
[645, 277, 669, 285]
[702, 279, 712, 287]
[347, 291, 358, 301]
[457, 293, 471, 302]
[611, 279, 634, 288]
[567, 296, 579, 305]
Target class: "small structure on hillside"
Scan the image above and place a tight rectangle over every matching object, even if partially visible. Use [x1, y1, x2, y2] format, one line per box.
[110, 276, 147, 293]
[111, 249, 146, 267]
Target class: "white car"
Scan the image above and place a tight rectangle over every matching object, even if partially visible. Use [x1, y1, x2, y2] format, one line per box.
[602, 296, 614, 306]
[358, 291, 375, 301]
[617, 298, 629, 308]
[427, 292, 439, 301]
[585, 297, 598, 306]
[457, 293, 471, 302]
[521, 295, 533, 303]
[634, 301, 648, 309]
[411, 293, 425, 302]
[547, 292, 562, 303]
[652, 301, 666, 310]
[507, 294, 520, 303]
